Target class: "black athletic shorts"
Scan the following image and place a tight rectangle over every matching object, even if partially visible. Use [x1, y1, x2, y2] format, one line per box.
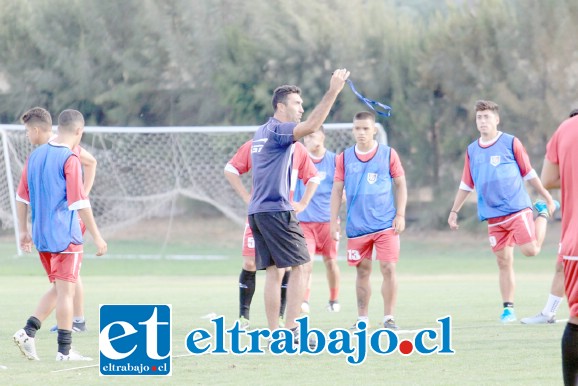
[248, 211, 311, 270]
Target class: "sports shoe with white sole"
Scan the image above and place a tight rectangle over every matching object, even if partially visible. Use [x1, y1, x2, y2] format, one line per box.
[520, 312, 556, 324]
[13, 329, 39, 360]
[50, 321, 87, 333]
[383, 318, 399, 330]
[56, 350, 93, 361]
[327, 301, 341, 312]
[238, 316, 250, 329]
[534, 200, 560, 219]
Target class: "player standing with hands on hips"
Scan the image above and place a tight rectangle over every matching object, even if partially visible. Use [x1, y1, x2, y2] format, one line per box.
[247, 69, 349, 337]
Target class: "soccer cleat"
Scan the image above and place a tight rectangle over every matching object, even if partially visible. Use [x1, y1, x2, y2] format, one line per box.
[301, 301, 310, 314]
[383, 318, 399, 330]
[56, 349, 93, 361]
[291, 328, 317, 350]
[520, 312, 556, 324]
[50, 321, 87, 333]
[327, 300, 341, 313]
[534, 200, 560, 219]
[349, 319, 369, 331]
[13, 329, 39, 360]
[238, 316, 250, 329]
[500, 308, 517, 323]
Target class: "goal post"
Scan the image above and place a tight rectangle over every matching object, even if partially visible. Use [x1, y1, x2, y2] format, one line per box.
[0, 123, 387, 256]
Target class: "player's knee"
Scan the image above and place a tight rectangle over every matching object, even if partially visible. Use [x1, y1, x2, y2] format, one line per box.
[521, 246, 540, 257]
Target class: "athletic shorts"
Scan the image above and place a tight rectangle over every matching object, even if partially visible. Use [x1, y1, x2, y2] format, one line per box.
[300, 221, 338, 260]
[242, 222, 255, 257]
[346, 228, 400, 266]
[248, 211, 310, 270]
[487, 209, 535, 252]
[563, 258, 578, 317]
[39, 243, 83, 283]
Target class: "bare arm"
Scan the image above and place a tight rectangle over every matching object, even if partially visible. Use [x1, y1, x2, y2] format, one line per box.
[79, 147, 97, 195]
[448, 189, 472, 230]
[77, 207, 107, 256]
[224, 170, 251, 205]
[293, 69, 350, 141]
[292, 180, 319, 214]
[16, 201, 32, 253]
[392, 176, 407, 234]
[330, 180, 345, 241]
[541, 158, 561, 190]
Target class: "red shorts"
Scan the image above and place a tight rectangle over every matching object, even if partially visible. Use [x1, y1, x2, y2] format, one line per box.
[563, 258, 578, 317]
[300, 222, 338, 260]
[346, 228, 399, 266]
[242, 222, 255, 257]
[39, 243, 83, 283]
[487, 209, 536, 252]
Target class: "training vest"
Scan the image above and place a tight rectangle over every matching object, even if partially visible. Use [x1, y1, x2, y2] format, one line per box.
[343, 145, 396, 238]
[28, 144, 83, 252]
[295, 151, 336, 223]
[467, 133, 532, 221]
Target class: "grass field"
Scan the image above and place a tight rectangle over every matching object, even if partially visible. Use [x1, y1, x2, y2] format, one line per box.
[0, 223, 569, 385]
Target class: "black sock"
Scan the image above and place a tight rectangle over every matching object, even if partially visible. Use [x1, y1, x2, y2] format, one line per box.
[279, 270, 290, 317]
[57, 329, 72, 356]
[24, 316, 41, 338]
[503, 302, 514, 308]
[239, 269, 256, 319]
[562, 322, 578, 386]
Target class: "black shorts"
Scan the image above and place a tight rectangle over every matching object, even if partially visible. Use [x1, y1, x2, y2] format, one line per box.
[248, 211, 311, 270]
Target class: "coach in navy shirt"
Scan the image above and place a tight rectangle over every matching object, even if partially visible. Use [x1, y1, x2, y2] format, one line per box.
[248, 69, 349, 333]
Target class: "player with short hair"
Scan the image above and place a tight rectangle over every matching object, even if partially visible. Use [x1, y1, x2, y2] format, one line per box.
[330, 111, 407, 330]
[248, 69, 349, 333]
[13, 109, 107, 361]
[225, 139, 319, 328]
[294, 126, 341, 314]
[541, 109, 578, 385]
[20, 106, 97, 333]
[448, 100, 558, 323]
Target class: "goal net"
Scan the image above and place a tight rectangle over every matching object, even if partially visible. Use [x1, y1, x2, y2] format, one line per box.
[0, 123, 387, 255]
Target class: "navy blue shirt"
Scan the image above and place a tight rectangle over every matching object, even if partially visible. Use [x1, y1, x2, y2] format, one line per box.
[248, 117, 297, 214]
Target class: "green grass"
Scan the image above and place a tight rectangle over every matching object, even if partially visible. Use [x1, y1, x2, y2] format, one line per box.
[0, 233, 568, 385]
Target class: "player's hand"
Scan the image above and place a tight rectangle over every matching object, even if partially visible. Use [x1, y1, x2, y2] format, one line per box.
[393, 215, 405, 234]
[330, 221, 340, 241]
[291, 200, 306, 214]
[94, 237, 108, 256]
[19, 232, 33, 253]
[329, 68, 350, 93]
[448, 211, 459, 230]
[546, 199, 558, 217]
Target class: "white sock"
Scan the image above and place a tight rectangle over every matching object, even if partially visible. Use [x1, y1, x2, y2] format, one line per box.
[542, 294, 562, 317]
[383, 314, 394, 322]
[73, 316, 85, 324]
[357, 316, 369, 325]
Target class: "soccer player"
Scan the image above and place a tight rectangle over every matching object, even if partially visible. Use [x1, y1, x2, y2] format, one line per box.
[248, 69, 349, 333]
[520, 109, 578, 324]
[294, 127, 341, 314]
[13, 109, 107, 361]
[224, 139, 319, 328]
[330, 111, 407, 330]
[448, 100, 558, 323]
[20, 107, 97, 333]
[541, 109, 578, 385]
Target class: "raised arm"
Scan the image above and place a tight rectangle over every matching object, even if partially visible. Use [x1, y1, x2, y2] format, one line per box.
[293, 69, 350, 141]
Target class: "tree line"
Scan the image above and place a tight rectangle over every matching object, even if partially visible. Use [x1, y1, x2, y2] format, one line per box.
[1, 0, 576, 227]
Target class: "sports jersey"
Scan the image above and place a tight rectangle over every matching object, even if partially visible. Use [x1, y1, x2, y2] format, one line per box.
[464, 132, 532, 221]
[546, 116, 578, 258]
[335, 144, 403, 238]
[294, 150, 336, 223]
[248, 118, 298, 214]
[16, 143, 89, 252]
